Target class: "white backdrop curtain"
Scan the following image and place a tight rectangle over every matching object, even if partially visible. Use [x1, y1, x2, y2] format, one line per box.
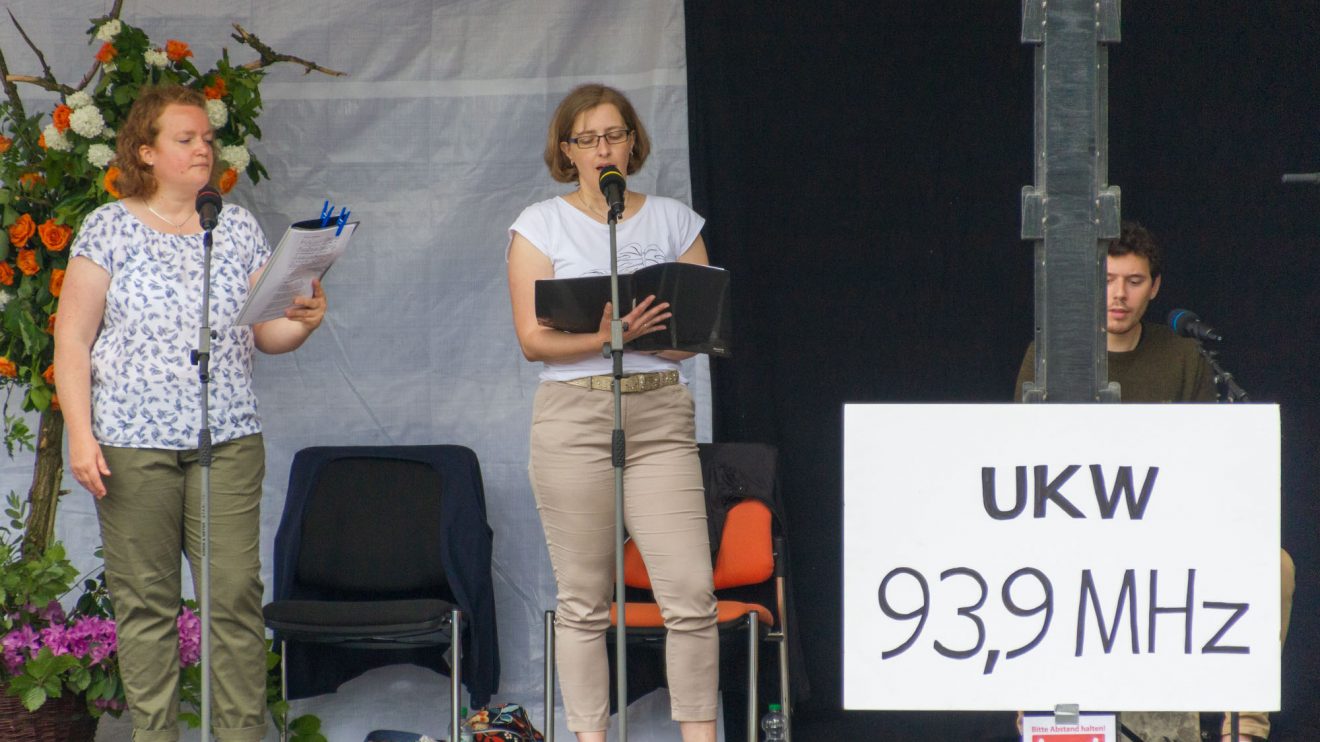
[0, 1, 712, 739]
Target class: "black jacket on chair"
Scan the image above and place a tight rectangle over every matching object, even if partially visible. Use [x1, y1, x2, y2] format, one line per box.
[271, 445, 500, 706]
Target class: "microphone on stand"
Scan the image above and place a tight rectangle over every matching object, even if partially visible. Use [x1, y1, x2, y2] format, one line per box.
[598, 165, 626, 219]
[1168, 308, 1223, 343]
[196, 185, 223, 231]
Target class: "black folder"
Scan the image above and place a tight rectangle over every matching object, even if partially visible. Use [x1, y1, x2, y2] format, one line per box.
[534, 262, 731, 357]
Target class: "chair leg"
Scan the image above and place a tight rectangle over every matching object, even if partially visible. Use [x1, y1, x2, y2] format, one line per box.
[279, 639, 289, 742]
[544, 610, 556, 742]
[778, 627, 791, 742]
[746, 611, 760, 742]
[775, 569, 792, 741]
[451, 609, 464, 739]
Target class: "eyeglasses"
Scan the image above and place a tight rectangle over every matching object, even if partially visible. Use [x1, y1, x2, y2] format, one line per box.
[564, 128, 632, 149]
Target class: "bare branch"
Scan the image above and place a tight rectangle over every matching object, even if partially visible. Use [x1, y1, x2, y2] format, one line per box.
[76, 2, 127, 91]
[0, 44, 26, 123]
[231, 24, 347, 77]
[5, 75, 76, 97]
[7, 10, 57, 89]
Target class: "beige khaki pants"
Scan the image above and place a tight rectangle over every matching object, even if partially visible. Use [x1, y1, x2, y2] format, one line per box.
[96, 434, 268, 742]
[530, 381, 719, 732]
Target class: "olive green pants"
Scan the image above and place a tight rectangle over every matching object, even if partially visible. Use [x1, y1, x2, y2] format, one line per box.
[96, 434, 268, 742]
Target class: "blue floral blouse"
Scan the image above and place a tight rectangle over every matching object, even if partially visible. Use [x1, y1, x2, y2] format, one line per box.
[71, 201, 273, 449]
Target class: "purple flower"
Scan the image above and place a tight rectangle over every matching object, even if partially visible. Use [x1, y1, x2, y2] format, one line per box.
[177, 607, 200, 666]
[68, 616, 117, 666]
[2, 625, 42, 672]
[40, 624, 73, 656]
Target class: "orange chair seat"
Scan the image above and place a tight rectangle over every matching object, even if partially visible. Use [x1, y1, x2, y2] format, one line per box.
[610, 600, 773, 628]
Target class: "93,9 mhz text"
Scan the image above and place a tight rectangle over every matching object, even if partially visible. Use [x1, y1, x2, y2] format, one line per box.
[875, 565, 1251, 675]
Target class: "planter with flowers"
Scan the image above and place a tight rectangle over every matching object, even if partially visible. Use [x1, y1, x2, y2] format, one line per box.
[0, 3, 340, 739]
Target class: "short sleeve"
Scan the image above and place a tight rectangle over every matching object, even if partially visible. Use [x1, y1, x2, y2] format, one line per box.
[70, 204, 119, 274]
[224, 205, 272, 275]
[672, 202, 705, 257]
[508, 201, 553, 260]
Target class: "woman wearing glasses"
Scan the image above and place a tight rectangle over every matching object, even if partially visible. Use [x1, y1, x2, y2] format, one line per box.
[507, 83, 718, 742]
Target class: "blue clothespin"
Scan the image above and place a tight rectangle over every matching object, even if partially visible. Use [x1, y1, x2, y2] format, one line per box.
[335, 207, 350, 237]
[320, 200, 333, 227]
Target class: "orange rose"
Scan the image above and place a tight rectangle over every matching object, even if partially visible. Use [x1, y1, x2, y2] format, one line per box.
[218, 168, 238, 194]
[42, 364, 55, 386]
[45, 313, 57, 335]
[0, 263, 13, 286]
[9, 213, 36, 248]
[104, 166, 122, 199]
[0, 357, 17, 378]
[38, 219, 73, 252]
[95, 43, 117, 64]
[204, 77, 228, 100]
[166, 40, 192, 62]
[50, 394, 60, 411]
[18, 172, 44, 189]
[50, 268, 65, 298]
[38, 132, 46, 149]
[52, 104, 73, 133]
[0, 135, 11, 153]
[16, 249, 39, 277]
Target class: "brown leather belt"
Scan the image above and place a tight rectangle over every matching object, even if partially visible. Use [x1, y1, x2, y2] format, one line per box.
[563, 370, 679, 393]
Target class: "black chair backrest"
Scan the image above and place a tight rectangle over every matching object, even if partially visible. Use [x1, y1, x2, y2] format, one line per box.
[296, 456, 448, 596]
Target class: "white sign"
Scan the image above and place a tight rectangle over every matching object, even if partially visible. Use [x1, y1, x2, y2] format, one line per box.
[843, 404, 1280, 711]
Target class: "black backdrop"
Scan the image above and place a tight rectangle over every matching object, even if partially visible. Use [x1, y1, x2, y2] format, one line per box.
[685, 2, 1320, 739]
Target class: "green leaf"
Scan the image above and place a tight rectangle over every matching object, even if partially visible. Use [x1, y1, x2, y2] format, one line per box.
[290, 714, 322, 734]
[20, 685, 47, 711]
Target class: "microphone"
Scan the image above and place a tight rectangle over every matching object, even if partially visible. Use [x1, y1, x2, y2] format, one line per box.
[1168, 308, 1223, 343]
[196, 185, 222, 231]
[598, 165, 626, 218]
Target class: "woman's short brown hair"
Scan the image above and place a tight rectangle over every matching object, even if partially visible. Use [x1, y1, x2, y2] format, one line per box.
[112, 85, 221, 199]
[543, 84, 651, 184]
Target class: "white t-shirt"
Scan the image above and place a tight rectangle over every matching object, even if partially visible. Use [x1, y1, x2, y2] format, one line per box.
[72, 201, 272, 449]
[509, 194, 704, 382]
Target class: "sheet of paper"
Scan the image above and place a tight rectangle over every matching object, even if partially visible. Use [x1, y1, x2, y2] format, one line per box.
[237, 221, 358, 325]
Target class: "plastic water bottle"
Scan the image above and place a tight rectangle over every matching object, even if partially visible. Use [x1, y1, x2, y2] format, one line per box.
[455, 706, 474, 742]
[760, 703, 787, 741]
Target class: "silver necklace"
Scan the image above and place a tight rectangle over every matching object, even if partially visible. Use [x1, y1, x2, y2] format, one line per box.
[145, 201, 192, 231]
[577, 189, 622, 221]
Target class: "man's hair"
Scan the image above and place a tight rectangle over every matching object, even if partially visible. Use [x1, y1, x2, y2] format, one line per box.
[1108, 221, 1162, 279]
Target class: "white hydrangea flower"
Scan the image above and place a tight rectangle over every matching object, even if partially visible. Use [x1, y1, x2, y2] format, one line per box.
[69, 105, 106, 138]
[0, 289, 13, 311]
[220, 143, 250, 172]
[95, 19, 122, 42]
[42, 124, 73, 152]
[66, 91, 93, 110]
[144, 48, 169, 68]
[101, 61, 116, 73]
[206, 99, 228, 128]
[87, 143, 116, 168]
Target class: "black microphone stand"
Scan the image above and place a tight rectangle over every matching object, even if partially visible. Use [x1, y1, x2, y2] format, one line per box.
[190, 220, 217, 742]
[1194, 341, 1249, 402]
[603, 196, 631, 742]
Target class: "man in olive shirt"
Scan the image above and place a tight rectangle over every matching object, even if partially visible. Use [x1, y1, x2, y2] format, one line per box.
[1014, 223, 1294, 741]
[1014, 222, 1215, 403]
